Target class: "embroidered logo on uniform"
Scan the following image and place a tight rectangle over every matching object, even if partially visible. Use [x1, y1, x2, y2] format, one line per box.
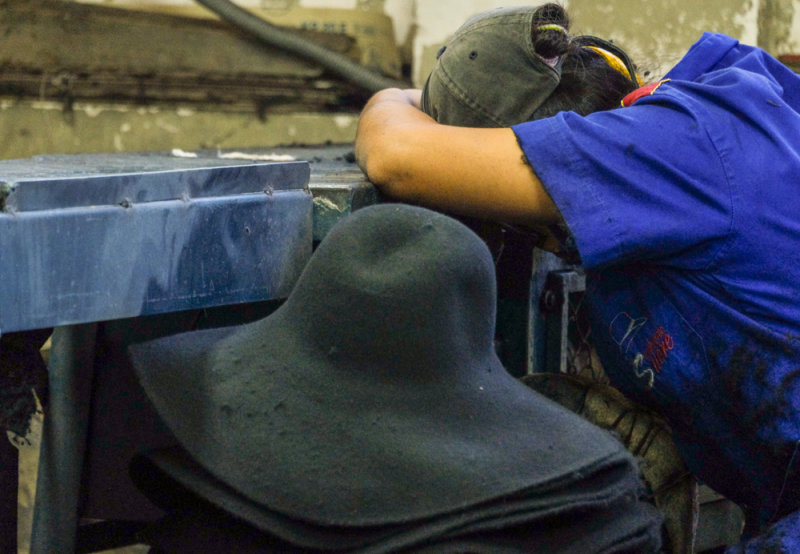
[609, 312, 660, 391]
[610, 312, 647, 353]
[632, 353, 655, 390]
[621, 79, 670, 108]
[643, 326, 674, 374]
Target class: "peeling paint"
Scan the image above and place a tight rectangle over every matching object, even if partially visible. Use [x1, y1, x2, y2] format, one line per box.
[137, 106, 162, 115]
[313, 195, 346, 212]
[569, 0, 758, 79]
[736, 0, 760, 46]
[155, 118, 179, 134]
[171, 148, 199, 158]
[29, 101, 72, 111]
[83, 105, 106, 118]
[333, 114, 357, 128]
[758, 0, 796, 54]
[218, 152, 297, 161]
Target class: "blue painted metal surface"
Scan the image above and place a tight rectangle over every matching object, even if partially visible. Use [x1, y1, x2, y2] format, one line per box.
[0, 154, 307, 211]
[528, 249, 576, 374]
[0, 151, 314, 554]
[0, 154, 313, 334]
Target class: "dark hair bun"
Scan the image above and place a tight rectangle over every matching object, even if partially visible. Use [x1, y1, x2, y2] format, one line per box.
[531, 3, 570, 60]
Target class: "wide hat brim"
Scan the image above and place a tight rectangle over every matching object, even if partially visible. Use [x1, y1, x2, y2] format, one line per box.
[131, 443, 660, 552]
[128, 204, 632, 528]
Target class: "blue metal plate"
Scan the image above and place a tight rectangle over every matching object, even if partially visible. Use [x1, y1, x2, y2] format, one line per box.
[0, 154, 309, 212]
[0, 156, 312, 334]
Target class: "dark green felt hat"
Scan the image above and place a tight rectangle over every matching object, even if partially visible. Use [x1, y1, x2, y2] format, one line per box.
[128, 204, 638, 529]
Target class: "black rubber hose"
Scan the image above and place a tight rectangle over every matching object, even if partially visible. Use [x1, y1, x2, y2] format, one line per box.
[194, 0, 409, 94]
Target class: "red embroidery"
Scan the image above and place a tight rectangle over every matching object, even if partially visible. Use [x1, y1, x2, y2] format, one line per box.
[621, 79, 670, 107]
[643, 326, 674, 373]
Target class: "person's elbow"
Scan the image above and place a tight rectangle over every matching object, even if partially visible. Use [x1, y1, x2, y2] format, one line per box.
[356, 138, 391, 186]
[356, 130, 412, 196]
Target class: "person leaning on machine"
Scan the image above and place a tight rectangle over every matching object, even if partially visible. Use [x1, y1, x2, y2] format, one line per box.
[356, 3, 800, 552]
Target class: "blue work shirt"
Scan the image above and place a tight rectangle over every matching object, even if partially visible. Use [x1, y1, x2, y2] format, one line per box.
[513, 33, 800, 530]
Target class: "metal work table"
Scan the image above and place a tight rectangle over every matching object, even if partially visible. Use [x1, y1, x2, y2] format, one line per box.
[0, 145, 375, 553]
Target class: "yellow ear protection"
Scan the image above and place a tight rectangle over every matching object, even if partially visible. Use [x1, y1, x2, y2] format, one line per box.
[574, 36, 643, 86]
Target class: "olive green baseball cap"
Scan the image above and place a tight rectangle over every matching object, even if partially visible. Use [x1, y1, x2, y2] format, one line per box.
[420, 6, 562, 128]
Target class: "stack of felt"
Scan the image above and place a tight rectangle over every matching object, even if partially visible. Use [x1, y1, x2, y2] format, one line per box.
[130, 440, 660, 553]
[127, 204, 662, 553]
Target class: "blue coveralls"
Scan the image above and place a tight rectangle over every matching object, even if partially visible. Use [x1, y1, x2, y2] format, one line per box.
[513, 33, 800, 550]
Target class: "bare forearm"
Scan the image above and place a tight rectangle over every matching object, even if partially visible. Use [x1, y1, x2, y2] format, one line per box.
[355, 89, 561, 226]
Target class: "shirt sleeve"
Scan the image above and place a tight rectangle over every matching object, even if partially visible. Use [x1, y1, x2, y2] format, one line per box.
[512, 94, 733, 271]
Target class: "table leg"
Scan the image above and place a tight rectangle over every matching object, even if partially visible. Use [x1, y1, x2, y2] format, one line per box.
[30, 324, 97, 554]
[0, 434, 18, 553]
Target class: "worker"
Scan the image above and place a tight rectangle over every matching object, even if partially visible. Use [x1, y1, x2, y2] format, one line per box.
[355, 3, 800, 551]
